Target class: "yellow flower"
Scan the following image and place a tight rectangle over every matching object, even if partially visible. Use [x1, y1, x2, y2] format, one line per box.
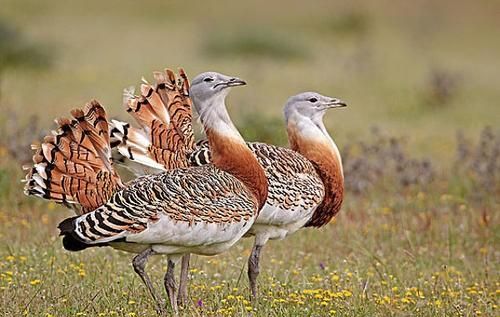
[343, 290, 353, 297]
[30, 279, 41, 286]
[245, 306, 253, 312]
[381, 207, 391, 214]
[5, 256, 15, 262]
[128, 300, 136, 305]
[331, 274, 340, 282]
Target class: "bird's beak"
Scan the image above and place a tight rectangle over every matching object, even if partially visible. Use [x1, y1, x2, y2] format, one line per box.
[324, 98, 347, 109]
[225, 77, 247, 87]
[215, 77, 247, 89]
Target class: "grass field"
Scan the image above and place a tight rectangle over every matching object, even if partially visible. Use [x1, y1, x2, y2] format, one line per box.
[0, 0, 499, 316]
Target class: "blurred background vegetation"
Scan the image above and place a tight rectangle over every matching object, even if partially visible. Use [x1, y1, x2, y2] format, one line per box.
[0, 0, 498, 161]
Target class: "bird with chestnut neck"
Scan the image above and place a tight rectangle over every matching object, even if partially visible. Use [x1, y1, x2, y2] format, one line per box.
[46, 72, 268, 314]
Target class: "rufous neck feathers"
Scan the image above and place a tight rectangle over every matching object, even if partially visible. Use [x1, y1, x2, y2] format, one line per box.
[286, 112, 344, 227]
[200, 98, 268, 210]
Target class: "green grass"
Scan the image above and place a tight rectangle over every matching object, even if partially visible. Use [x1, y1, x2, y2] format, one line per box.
[0, 151, 498, 316]
[0, 0, 499, 316]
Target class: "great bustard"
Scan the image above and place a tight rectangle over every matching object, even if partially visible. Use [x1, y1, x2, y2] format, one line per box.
[112, 74, 346, 301]
[23, 72, 268, 314]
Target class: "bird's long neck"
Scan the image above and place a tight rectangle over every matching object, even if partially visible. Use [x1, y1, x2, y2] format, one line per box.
[286, 113, 344, 227]
[198, 96, 268, 210]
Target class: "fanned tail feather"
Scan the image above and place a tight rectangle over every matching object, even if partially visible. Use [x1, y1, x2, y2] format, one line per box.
[154, 68, 195, 152]
[24, 100, 123, 214]
[110, 68, 196, 173]
[110, 119, 169, 174]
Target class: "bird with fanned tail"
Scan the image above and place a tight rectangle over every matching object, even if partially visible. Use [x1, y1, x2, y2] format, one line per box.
[23, 71, 268, 314]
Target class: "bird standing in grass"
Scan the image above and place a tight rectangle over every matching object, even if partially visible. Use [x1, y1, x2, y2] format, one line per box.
[113, 76, 347, 302]
[190, 92, 346, 300]
[24, 71, 268, 314]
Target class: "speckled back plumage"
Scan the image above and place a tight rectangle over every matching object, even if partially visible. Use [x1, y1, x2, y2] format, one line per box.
[69, 165, 257, 244]
[191, 140, 324, 213]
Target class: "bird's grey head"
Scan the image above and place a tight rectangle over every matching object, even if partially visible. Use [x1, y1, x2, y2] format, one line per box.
[190, 72, 246, 112]
[284, 92, 346, 123]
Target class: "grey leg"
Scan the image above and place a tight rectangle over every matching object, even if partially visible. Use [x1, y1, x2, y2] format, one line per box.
[177, 253, 190, 307]
[132, 248, 164, 314]
[164, 259, 178, 313]
[248, 243, 264, 300]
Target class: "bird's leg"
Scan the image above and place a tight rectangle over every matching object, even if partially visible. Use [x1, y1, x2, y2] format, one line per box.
[164, 258, 178, 313]
[177, 253, 190, 307]
[132, 248, 164, 314]
[248, 242, 264, 300]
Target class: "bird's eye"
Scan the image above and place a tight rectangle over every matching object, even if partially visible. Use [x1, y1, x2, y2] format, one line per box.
[203, 77, 214, 82]
[308, 98, 318, 103]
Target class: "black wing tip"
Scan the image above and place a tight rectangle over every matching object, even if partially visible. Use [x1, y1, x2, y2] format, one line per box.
[58, 216, 77, 235]
[58, 216, 88, 252]
[58, 216, 112, 251]
[61, 234, 89, 252]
